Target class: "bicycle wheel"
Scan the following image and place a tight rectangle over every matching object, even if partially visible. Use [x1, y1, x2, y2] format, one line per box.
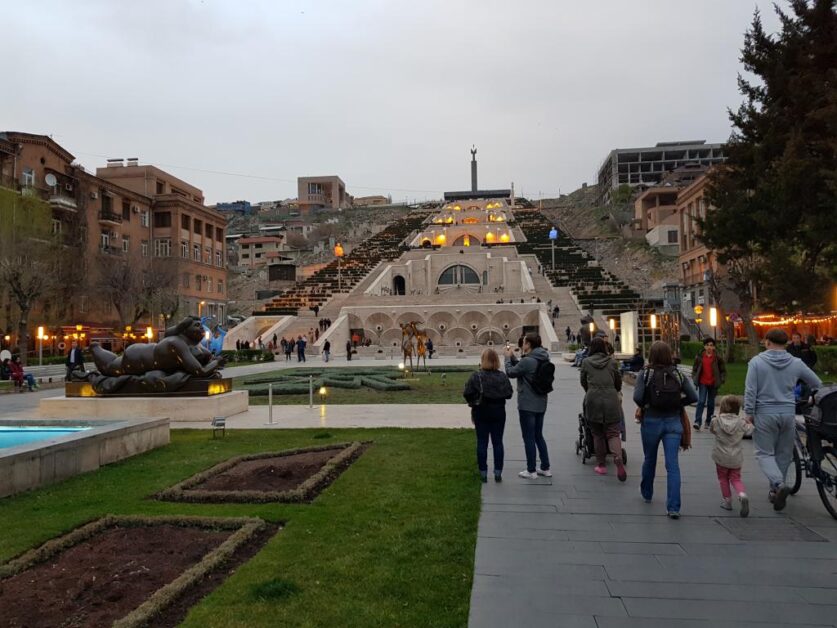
[788, 446, 803, 495]
[815, 446, 837, 520]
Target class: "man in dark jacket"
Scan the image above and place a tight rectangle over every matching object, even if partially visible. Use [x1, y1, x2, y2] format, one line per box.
[692, 337, 726, 430]
[65, 340, 85, 380]
[505, 334, 552, 480]
[787, 333, 817, 369]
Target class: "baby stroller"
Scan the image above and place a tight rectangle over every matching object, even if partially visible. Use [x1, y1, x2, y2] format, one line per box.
[575, 408, 627, 465]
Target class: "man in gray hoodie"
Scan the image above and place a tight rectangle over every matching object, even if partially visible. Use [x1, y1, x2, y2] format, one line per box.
[745, 328, 821, 511]
[505, 333, 553, 480]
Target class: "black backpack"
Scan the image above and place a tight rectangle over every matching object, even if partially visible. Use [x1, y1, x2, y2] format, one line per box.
[644, 367, 683, 412]
[528, 358, 555, 395]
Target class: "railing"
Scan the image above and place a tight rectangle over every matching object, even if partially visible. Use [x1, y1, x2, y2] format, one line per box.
[98, 210, 123, 224]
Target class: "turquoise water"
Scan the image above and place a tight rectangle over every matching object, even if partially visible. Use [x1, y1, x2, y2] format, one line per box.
[0, 426, 91, 449]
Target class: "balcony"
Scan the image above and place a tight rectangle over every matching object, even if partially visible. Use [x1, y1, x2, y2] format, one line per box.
[49, 193, 77, 213]
[98, 210, 123, 226]
[99, 245, 124, 256]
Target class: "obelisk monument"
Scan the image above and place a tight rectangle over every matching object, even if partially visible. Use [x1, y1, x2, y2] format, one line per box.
[470, 146, 478, 193]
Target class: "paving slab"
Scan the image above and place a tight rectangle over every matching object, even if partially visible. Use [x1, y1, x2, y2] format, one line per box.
[468, 362, 837, 627]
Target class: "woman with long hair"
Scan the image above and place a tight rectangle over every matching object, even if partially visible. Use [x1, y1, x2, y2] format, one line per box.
[580, 336, 625, 480]
[463, 348, 514, 482]
[633, 341, 697, 519]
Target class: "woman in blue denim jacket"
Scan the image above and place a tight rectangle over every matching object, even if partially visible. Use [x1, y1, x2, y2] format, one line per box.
[634, 341, 698, 519]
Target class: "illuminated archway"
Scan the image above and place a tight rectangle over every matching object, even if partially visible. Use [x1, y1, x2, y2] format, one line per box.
[452, 234, 481, 247]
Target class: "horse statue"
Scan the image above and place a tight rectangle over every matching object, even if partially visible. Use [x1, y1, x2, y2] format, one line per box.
[416, 328, 428, 371]
[400, 321, 427, 371]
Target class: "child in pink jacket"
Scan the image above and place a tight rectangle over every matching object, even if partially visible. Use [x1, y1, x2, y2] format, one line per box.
[710, 396, 755, 517]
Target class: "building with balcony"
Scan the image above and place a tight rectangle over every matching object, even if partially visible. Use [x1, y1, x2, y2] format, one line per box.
[235, 235, 287, 270]
[597, 140, 725, 205]
[633, 186, 680, 255]
[297, 176, 351, 214]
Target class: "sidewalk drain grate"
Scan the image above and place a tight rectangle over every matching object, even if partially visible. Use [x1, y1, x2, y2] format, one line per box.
[715, 518, 826, 542]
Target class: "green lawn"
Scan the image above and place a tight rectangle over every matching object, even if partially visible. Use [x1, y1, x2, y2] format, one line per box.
[237, 367, 474, 405]
[0, 429, 481, 627]
[718, 362, 829, 396]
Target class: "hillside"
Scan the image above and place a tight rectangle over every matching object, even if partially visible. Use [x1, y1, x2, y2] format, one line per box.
[540, 183, 678, 295]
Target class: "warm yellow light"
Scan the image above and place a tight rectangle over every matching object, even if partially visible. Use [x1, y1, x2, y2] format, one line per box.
[4, 334, 11, 342]
[37, 326, 44, 340]
[435, 233, 446, 244]
[146, 326, 153, 339]
[609, 318, 615, 331]
[650, 314, 658, 330]
[199, 301, 206, 306]
[709, 307, 718, 328]
[485, 231, 496, 243]
[204, 330, 211, 341]
[694, 305, 704, 315]
[398, 362, 405, 370]
[75, 324, 83, 332]
[334, 243, 344, 257]
[499, 232, 510, 243]
[319, 386, 327, 396]
[589, 322, 595, 334]
[463, 235, 470, 247]
[207, 381, 231, 395]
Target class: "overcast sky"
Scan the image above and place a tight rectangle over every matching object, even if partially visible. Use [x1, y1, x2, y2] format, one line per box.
[4, 0, 786, 205]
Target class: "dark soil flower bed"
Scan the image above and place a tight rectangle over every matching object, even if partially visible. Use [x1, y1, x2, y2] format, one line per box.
[156, 442, 367, 503]
[0, 516, 272, 628]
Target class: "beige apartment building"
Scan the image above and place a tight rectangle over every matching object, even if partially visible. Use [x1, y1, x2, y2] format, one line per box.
[235, 235, 286, 269]
[634, 186, 680, 254]
[677, 174, 722, 316]
[297, 176, 351, 214]
[0, 132, 227, 350]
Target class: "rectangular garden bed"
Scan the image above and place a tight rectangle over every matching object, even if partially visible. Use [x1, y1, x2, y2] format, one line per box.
[0, 515, 271, 628]
[156, 442, 367, 503]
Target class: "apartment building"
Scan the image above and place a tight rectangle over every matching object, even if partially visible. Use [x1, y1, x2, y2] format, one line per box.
[297, 176, 351, 214]
[633, 186, 680, 254]
[0, 132, 227, 343]
[235, 235, 286, 270]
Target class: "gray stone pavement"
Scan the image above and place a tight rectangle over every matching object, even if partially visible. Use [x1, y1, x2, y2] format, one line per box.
[468, 363, 837, 628]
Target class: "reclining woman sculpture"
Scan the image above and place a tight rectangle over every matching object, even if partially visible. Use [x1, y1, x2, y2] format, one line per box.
[81, 317, 225, 395]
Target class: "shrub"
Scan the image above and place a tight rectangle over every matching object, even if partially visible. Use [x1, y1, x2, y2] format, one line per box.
[815, 346, 837, 374]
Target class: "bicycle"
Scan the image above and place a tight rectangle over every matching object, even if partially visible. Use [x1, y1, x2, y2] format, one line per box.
[789, 412, 837, 519]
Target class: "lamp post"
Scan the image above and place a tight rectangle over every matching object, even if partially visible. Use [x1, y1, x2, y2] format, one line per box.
[198, 300, 206, 318]
[709, 306, 718, 345]
[548, 227, 558, 271]
[37, 326, 45, 366]
[334, 242, 345, 292]
[650, 313, 658, 345]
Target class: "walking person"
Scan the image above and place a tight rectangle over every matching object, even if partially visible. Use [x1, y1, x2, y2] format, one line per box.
[710, 395, 754, 517]
[346, 339, 352, 361]
[504, 333, 554, 480]
[283, 337, 293, 362]
[580, 337, 626, 481]
[296, 335, 306, 362]
[463, 349, 513, 482]
[744, 328, 821, 511]
[425, 337, 434, 359]
[634, 341, 698, 519]
[323, 339, 331, 362]
[692, 337, 726, 430]
[65, 339, 85, 380]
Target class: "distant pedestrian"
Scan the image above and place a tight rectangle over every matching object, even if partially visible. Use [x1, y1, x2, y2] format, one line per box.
[236, 339, 241, 351]
[323, 339, 331, 362]
[464, 349, 513, 483]
[425, 338, 434, 359]
[296, 335, 306, 362]
[787, 332, 818, 369]
[634, 341, 697, 519]
[315, 328, 320, 341]
[692, 337, 726, 431]
[744, 328, 821, 511]
[505, 334, 554, 480]
[710, 396, 754, 517]
[346, 339, 352, 361]
[565, 327, 571, 342]
[65, 340, 85, 380]
[272, 333, 277, 348]
[284, 337, 293, 361]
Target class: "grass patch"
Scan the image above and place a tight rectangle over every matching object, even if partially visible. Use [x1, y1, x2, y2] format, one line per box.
[718, 362, 829, 396]
[250, 578, 300, 601]
[237, 366, 474, 405]
[0, 429, 480, 628]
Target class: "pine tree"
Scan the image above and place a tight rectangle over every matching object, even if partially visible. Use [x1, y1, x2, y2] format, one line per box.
[702, 0, 837, 318]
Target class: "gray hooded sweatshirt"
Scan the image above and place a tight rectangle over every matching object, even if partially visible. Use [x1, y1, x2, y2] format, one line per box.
[743, 350, 821, 416]
[505, 346, 551, 413]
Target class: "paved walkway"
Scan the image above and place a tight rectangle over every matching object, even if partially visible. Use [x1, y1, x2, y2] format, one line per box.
[468, 363, 837, 628]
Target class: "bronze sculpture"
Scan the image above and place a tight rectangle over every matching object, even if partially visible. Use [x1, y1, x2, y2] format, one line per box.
[69, 317, 227, 396]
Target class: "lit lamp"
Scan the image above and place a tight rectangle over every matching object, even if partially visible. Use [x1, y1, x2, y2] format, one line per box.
[548, 227, 558, 271]
[198, 301, 206, 318]
[609, 318, 615, 331]
[145, 326, 153, 341]
[37, 325, 45, 366]
[589, 322, 595, 334]
[650, 314, 658, 344]
[334, 242, 345, 291]
[709, 306, 718, 345]
[319, 386, 327, 403]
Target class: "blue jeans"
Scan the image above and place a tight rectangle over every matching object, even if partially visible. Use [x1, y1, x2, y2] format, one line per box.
[694, 384, 718, 426]
[474, 405, 506, 472]
[519, 410, 550, 473]
[640, 416, 682, 513]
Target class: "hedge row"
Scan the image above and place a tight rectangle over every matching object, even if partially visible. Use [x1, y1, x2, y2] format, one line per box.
[679, 342, 835, 373]
[220, 349, 274, 363]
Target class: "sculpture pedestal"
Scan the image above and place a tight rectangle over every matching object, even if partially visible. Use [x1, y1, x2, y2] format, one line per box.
[39, 391, 248, 422]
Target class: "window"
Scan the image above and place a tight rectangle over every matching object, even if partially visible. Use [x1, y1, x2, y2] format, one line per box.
[215, 251, 222, 266]
[100, 232, 110, 249]
[308, 182, 323, 195]
[218, 280, 224, 294]
[122, 236, 130, 252]
[101, 192, 113, 212]
[141, 240, 149, 257]
[195, 275, 202, 291]
[181, 215, 190, 230]
[121, 199, 131, 221]
[193, 219, 202, 234]
[255, 243, 263, 249]
[667, 230, 678, 244]
[51, 219, 61, 235]
[193, 244, 200, 261]
[181, 240, 188, 258]
[205, 223, 212, 238]
[207, 278, 213, 293]
[438, 265, 480, 285]
[155, 180, 164, 194]
[21, 168, 35, 187]
[140, 210, 149, 227]
[215, 227, 223, 242]
[182, 273, 190, 288]
[154, 238, 171, 257]
[205, 247, 211, 264]
[153, 212, 171, 228]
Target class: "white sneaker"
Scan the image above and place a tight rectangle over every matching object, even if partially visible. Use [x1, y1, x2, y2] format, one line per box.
[537, 469, 553, 477]
[518, 471, 538, 479]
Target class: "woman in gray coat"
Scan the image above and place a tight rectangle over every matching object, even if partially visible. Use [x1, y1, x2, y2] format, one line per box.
[581, 337, 626, 481]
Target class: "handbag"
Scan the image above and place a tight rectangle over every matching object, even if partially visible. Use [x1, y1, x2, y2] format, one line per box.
[468, 372, 484, 408]
[679, 407, 692, 450]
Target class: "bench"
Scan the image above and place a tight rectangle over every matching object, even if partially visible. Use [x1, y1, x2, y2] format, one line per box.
[211, 416, 226, 438]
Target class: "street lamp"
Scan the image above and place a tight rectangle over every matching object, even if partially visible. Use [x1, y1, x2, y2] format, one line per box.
[145, 326, 154, 341]
[37, 325, 45, 366]
[548, 227, 558, 271]
[319, 386, 327, 404]
[334, 242, 345, 291]
[650, 313, 658, 344]
[709, 306, 718, 345]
